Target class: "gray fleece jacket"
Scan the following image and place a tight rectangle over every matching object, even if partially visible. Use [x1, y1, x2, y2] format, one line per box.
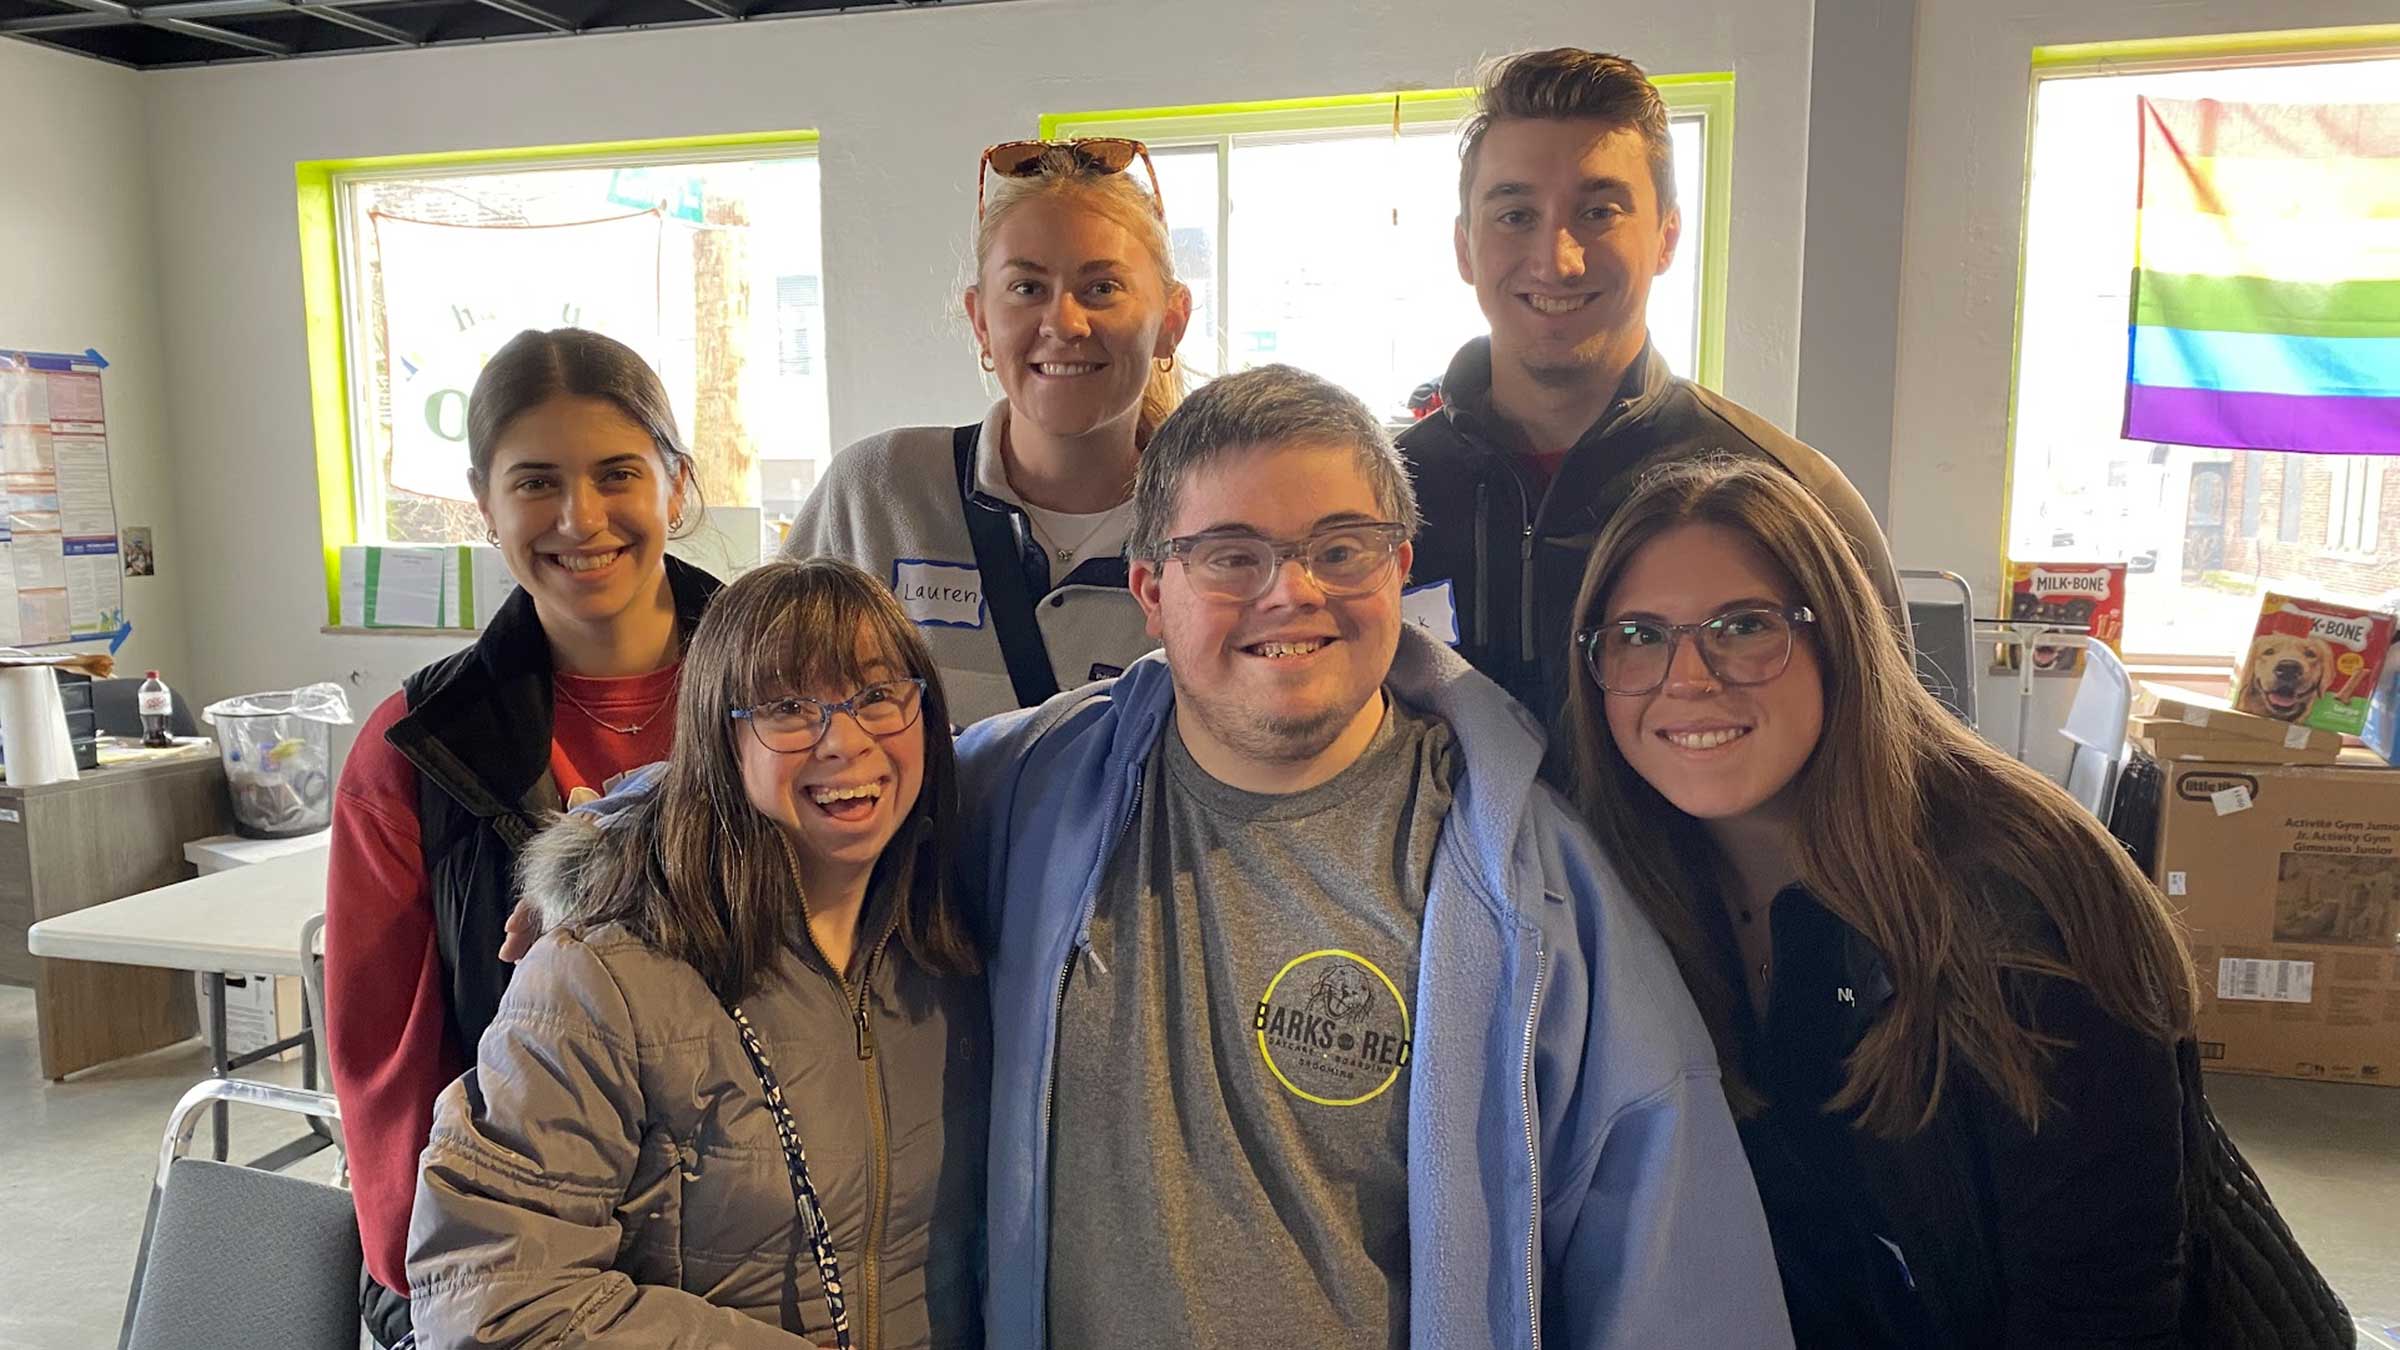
[406, 813, 987, 1350]
[780, 400, 1158, 726]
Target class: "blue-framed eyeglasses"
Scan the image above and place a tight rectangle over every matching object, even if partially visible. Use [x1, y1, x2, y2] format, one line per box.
[729, 679, 928, 753]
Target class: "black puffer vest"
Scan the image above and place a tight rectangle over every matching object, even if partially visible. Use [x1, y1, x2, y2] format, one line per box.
[387, 554, 719, 1062]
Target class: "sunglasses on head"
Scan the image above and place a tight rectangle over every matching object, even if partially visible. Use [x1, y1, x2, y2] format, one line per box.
[977, 137, 1164, 219]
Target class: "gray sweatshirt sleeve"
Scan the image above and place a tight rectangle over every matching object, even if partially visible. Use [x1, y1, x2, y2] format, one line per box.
[406, 935, 813, 1349]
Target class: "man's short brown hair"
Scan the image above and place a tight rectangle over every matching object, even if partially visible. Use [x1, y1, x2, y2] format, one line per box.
[1457, 48, 1677, 217]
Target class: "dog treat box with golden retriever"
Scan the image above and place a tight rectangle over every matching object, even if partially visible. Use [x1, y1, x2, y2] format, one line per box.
[2234, 592, 2397, 734]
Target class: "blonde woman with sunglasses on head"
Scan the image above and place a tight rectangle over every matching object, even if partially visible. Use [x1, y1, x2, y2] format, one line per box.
[782, 138, 1192, 725]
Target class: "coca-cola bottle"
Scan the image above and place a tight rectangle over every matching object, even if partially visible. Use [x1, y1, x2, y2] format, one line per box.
[138, 671, 174, 747]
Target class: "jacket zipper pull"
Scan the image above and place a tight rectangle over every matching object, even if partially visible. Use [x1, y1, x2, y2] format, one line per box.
[1519, 524, 1538, 663]
[853, 1004, 875, 1062]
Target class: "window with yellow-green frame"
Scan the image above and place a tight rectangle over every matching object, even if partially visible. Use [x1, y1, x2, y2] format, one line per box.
[1040, 75, 1732, 421]
[2002, 26, 2400, 661]
[296, 130, 821, 627]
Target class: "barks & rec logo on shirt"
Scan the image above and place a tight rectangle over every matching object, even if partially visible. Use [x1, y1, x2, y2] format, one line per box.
[1252, 948, 1412, 1106]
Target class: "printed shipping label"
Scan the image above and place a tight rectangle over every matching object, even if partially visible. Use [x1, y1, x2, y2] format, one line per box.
[2216, 958, 2315, 1004]
[892, 559, 985, 629]
[2211, 785, 2254, 815]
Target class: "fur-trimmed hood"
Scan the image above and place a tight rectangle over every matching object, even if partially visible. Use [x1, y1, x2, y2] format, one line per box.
[515, 802, 649, 934]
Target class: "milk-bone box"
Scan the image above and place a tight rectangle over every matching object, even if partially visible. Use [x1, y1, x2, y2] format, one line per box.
[2230, 592, 2396, 737]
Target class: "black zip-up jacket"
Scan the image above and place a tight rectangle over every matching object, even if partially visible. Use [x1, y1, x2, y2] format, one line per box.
[1396, 338, 1905, 730]
[1743, 883, 2187, 1348]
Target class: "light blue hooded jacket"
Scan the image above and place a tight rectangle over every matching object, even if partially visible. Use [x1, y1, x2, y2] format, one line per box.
[956, 626, 1791, 1348]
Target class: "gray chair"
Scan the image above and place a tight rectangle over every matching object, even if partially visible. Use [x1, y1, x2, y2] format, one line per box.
[119, 1078, 356, 1350]
[1900, 568, 1979, 729]
[296, 911, 346, 1185]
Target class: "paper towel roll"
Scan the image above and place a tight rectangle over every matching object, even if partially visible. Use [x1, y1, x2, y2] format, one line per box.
[0, 666, 79, 787]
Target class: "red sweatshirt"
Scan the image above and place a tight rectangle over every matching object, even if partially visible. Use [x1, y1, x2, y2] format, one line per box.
[324, 664, 680, 1294]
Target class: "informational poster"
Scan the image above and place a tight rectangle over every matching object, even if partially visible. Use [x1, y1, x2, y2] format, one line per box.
[0, 358, 123, 645]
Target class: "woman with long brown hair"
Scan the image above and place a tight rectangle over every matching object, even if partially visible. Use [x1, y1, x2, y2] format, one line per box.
[1562, 455, 2332, 1346]
[782, 138, 1190, 724]
[324, 327, 719, 1348]
[407, 558, 985, 1349]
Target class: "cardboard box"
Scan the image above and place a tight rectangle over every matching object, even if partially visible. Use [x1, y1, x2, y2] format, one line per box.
[2156, 758, 2400, 1086]
[2231, 592, 2396, 736]
[2136, 722, 2340, 767]
[194, 971, 306, 1060]
[2137, 683, 2346, 756]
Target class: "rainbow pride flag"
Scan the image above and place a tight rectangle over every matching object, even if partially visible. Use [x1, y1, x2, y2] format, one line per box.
[2126, 96, 2400, 455]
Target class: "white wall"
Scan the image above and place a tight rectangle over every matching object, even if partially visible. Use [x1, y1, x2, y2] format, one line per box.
[1887, 0, 2400, 605]
[1794, 0, 1915, 525]
[0, 40, 192, 697]
[137, 0, 1820, 743]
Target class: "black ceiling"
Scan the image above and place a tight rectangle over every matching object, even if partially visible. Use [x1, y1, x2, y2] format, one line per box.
[2, 0, 969, 68]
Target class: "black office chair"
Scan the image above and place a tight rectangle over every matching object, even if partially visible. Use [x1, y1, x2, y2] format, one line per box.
[90, 677, 200, 738]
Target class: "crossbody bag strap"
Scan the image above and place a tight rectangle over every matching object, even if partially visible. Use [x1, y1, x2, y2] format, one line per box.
[953, 423, 1061, 708]
[728, 1004, 854, 1350]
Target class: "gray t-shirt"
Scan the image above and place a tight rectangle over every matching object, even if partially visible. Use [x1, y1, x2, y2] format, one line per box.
[1047, 694, 1459, 1349]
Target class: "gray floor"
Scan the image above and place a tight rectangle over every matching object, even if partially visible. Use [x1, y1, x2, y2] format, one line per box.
[0, 985, 337, 1350]
[0, 985, 2394, 1348]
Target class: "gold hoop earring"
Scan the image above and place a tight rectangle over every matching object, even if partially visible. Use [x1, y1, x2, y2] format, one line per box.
[979, 351, 998, 373]
[1155, 354, 1176, 373]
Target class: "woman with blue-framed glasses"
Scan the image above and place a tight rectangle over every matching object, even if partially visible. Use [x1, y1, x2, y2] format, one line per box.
[409, 558, 987, 1350]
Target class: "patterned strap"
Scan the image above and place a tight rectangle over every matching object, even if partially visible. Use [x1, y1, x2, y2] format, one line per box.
[729, 1004, 854, 1350]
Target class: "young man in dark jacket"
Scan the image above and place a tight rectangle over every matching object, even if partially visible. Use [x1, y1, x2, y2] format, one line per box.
[1399, 48, 1904, 728]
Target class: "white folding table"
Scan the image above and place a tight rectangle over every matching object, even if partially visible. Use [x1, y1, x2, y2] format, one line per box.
[27, 846, 333, 1168]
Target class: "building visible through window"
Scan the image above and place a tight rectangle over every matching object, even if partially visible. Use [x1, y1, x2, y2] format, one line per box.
[335, 150, 826, 551]
[1049, 88, 1721, 423]
[2009, 54, 2400, 658]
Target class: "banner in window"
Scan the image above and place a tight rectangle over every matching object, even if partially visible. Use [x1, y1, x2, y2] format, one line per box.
[374, 209, 666, 501]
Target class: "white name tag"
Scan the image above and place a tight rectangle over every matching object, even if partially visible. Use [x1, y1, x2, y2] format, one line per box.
[1401, 580, 1461, 646]
[893, 559, 984, 629]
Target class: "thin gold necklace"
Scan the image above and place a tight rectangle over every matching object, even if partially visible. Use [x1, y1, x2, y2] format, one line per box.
[554, 679, 670, 736]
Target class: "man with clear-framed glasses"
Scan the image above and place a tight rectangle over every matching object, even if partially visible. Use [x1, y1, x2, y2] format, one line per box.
[958, 363, 1789, 1350]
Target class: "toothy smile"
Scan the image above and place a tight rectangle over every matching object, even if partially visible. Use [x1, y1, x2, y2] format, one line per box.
[1245, 639, 1331, 659]
[1662, 727, 1751, 750]
[549, 548, 625, 573]
[1526, 293, 1594, 315]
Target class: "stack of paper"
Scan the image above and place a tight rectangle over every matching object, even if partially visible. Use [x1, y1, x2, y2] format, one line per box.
[340, 509, 762, 630]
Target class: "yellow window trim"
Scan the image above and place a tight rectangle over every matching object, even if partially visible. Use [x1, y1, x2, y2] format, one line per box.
[2001, 25, 2396, 657]
[295, 129, 819, 625]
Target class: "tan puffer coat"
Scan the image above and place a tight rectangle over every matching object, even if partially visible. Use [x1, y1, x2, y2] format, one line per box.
[405, 811, 987, 1349]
